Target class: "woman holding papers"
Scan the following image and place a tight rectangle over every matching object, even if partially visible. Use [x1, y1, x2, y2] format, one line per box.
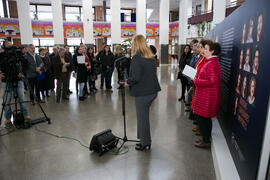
[193, 41, 221, 148]
[178, 45, 191, 102]
[73, 47, 91, 101]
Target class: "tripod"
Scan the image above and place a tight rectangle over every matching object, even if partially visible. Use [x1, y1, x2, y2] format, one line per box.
[0, 59, 50, 129]
[116, 84, 139, 153]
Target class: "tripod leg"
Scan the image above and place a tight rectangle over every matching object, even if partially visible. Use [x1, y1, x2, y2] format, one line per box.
[24, 78, 51, 124]
[0, 82, 11, 125]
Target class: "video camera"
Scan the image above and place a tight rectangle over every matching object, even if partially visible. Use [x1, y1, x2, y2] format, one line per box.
[115, 56, 131, 81]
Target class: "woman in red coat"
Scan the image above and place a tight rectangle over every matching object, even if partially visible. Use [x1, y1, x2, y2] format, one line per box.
[193, 41, 221, 148]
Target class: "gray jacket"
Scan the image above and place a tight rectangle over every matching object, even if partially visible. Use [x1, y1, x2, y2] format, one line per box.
[24, 52, 43, 78]
[127, 54, 161, 97]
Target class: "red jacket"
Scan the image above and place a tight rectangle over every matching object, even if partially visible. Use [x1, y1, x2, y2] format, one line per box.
[191, 56, 206, 110]
[193, 56, 221, 118]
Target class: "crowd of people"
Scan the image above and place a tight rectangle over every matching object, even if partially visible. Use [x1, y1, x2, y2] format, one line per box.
[178, 38, 221, 148]
[0, 40, 135, 128]
[0, 36, 221, 150]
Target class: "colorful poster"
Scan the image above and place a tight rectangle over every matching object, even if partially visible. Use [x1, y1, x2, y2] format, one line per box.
[0, 18, 178, 38]
[170, 22, 179, 37]
[64, 22, 83, 38]
[32, 21, 53, 37]
[0, 18, 20, 37]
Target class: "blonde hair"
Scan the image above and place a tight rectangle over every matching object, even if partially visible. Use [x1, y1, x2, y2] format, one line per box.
[131, 35, 154, 59]
[114, 45, 123, 55]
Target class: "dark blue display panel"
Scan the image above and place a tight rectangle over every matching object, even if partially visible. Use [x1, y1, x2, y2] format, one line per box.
[206, 0, 270, 179]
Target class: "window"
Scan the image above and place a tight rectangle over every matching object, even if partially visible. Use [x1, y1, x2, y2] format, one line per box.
[106, 9, 111, 22]
[0, 0, 4, 18]
[33, 38, 39, 46]
[39, 38, 54, 46]
[121, 9, 132, 22]
[65, 6, 81, 21]
[30, 5, 52, 20]
[67, 38, 82, 46]
[37, 5, 52, 20]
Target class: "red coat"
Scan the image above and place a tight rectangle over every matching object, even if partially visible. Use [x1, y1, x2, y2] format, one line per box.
[193, 56, 221, 118]
[191, 56, 206, 110]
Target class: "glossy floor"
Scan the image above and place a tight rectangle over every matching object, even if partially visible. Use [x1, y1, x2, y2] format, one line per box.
[0, 65, 216, 180]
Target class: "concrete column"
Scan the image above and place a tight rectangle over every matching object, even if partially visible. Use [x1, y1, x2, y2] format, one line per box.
[136, 0, 146, 36]
[82, 0, 94, 47]
[159, 0, 170, 64]
[212, 0, 226, 29]
[178, 0, 192, 55]
[16, 0, 33, 45]
[51, 0, 64, 46]
[110, 0, 121, 46]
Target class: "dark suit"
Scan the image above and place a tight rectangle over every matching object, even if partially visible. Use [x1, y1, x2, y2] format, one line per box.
[24, 52, 43, 101]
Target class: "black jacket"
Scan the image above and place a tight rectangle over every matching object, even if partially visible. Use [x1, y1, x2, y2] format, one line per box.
[97, 51, 114, 70]
[127, 54, 161, 97]
[73, 54, 88, 83]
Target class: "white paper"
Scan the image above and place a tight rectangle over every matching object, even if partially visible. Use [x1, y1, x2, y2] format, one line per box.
[182, 65, 197, 79]
[77, 56, 85, 64]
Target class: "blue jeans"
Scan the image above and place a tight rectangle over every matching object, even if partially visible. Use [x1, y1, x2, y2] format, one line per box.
[2, 81, 28, 119]
[79, 83, 85, 97]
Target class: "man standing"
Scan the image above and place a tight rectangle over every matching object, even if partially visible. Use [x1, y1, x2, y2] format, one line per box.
[49, 46, 58, 91]
[53, 48, 71, 102]
[25, 44, 44, 104]
[64, 45, 73, 94]
[0, 41, 30, 128]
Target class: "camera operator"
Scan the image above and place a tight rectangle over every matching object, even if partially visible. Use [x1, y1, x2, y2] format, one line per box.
[0, 41, 30, 129]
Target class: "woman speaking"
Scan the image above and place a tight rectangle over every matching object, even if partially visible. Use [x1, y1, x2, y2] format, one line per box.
[123, 35, 161, 151]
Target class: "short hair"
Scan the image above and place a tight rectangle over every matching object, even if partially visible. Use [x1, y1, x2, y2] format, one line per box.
[59, 47, 65, 53]
[38, 47, 46, 53]
[199, 39, 209, 47]
[64, 45, 69, 48]
[206, 41, 221, 56]
[191, 39, 198, 44]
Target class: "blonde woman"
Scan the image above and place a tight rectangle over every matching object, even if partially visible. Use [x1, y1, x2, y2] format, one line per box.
[122, 35, 161, 151]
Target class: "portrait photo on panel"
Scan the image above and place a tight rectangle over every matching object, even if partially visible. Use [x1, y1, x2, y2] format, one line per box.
[241, 23, 246, 44]
[257, 13, 263, 42]
[243, 47, 251, 72]
[236, 73, 242, 94]
[247, 18, 254, 43]
[234, 97, 239, 116]
[239, 49, 244, 69]
[252, 47, 259, 75]
[241, 76, 247, 99]
[247, 77, 256, 106]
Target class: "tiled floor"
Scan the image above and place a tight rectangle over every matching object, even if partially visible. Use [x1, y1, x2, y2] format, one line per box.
[0, 65, 216, 180]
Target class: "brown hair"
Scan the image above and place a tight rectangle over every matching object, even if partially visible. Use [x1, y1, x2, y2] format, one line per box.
[38, 47, 45, 53]
[131, 35, 154, 59]
[205, 41, 221, 56]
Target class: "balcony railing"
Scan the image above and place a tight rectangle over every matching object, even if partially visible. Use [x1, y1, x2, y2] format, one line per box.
[188, 0, 245, 25]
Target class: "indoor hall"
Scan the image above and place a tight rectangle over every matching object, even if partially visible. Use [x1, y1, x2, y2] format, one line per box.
[0, 65, 215, 180]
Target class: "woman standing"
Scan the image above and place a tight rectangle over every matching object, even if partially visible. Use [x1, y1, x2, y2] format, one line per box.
[193, 41, 221, 148]
[178, 45, 191, 102]
[99, 45, 114, 92]
[123, 35, 161, 151]
[73, 47, 90, 101]
[86, 47, 97, 93]
[38, 48, 51, 98]
[114, 45, 124, 88]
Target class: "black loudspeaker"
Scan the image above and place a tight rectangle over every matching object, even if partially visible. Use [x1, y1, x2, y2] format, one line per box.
[89, 129, 119, 156]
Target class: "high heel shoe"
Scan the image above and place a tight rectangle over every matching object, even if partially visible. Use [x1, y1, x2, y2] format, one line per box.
[135, 144, 151, 151]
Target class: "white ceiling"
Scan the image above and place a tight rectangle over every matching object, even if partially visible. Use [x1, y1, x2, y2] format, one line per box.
[21, 0, 180, 21]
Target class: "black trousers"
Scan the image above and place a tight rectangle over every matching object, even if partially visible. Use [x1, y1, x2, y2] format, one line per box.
[180, 76, 190, 98]
[196, 114, 212, 143]
[28, 77, 40, 101]
[102, 68, 113, 89]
